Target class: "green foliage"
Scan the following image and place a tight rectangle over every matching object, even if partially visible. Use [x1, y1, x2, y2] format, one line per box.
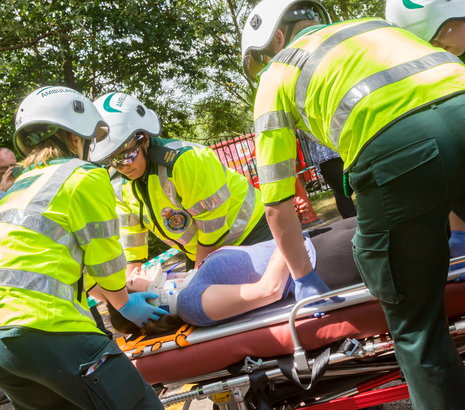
[0, 0, 225, 149]
[1, 0, 387, 153]
[325, 0, 386, 21]
[0, 0, 387, 259]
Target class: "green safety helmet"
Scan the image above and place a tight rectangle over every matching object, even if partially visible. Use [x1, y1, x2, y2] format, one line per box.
[386, 0, 465, 42]
[241, 0, 330, 80]
[14, 86, 109, 157]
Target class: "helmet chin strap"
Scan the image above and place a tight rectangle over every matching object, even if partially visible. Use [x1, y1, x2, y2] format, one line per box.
[284, 25, 295, 49]
[82, 139, 92, 161]
[141, 137, 151, 182]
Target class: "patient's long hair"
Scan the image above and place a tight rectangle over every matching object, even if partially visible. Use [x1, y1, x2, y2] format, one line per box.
[107, 302, 187, 337]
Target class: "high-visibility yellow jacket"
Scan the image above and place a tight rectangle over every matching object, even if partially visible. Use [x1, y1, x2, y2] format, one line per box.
[119, 137, 265, 262]
[0, 158, 126, 334]
[254, 17, 465, 205]
[110, 171, 150, 262]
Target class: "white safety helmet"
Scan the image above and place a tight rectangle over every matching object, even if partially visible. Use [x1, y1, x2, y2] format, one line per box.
[386, 0, 465, 42]
[13, 86, 109, 156]
[90, 92, 161, 164]
[241, 0, 330, 80]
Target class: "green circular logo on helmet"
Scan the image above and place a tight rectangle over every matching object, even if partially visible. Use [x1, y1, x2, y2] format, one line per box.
[103, 93, 123, 113]
[402, 0, 424, 9]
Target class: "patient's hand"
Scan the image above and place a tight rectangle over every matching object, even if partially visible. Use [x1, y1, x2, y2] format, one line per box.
[127, 267, 153, 292]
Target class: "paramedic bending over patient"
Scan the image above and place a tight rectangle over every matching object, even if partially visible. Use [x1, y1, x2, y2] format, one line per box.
[110, 218, 358, 335]
[242, 0, 465, 408]
[0, 87, 164, 409]
[385, 0, 465, 273]
[89, 93, 272, 272]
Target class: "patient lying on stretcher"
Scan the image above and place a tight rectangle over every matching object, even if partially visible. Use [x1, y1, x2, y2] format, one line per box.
[108, 217, 362, 337]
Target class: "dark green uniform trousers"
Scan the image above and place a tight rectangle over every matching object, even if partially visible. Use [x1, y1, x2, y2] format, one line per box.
[0, 329, 164, 410]
[348, 93, 465, 409]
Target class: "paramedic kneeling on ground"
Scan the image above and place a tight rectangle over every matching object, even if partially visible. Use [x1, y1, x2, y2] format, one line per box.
[242, 1, 465, 408]
[0, 87, 164, 409]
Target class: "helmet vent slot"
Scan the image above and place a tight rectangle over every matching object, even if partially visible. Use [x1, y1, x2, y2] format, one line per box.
[136, 105, 146, 117]
[73, 100, 85, 113]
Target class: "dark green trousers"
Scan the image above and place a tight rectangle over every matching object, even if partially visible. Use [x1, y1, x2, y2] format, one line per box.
[0, 329, 163, 410]
[349, 93, 465, 409]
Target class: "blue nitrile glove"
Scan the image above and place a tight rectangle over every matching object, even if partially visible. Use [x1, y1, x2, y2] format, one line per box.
[293, 270, 345, 305]
[449, 231, 465, 282]
[117, 292, 169, 327]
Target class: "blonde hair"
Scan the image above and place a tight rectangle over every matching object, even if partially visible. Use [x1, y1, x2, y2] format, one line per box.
[20, 129, 79, 168]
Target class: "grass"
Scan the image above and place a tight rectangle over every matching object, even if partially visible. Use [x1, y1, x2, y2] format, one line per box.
[308, 190, 336, 201]
[308, 191, 337, 215]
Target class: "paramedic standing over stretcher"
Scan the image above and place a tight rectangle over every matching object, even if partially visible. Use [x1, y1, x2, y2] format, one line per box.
[241, 1, 465, 408]
[0, 86, 164, 409]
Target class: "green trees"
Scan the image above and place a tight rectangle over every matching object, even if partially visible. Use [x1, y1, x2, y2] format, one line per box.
[0, 0, 386, 152]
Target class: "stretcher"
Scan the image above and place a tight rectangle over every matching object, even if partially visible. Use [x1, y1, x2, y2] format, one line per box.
[119, 260, 465, 410]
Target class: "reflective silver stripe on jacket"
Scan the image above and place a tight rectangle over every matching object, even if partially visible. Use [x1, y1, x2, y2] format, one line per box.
[111, 172, 142, 227]
[159, 165, 183, 209]
[271, 47, 310, 71]
[165, 141, 206, 150]
[120, 231, 148, 248]
[255, 110, 295, 136]
[329, 51, 462, 147]
[118, 213, 140, 227]
[0, 268, 93, 320]
[223, 181, 256, 245]
[118, 210, 146, 228]
[254, 22, 395, 136]
[26, 159, 86, 214]
[293, 20, 397, 134]
[188, 183, 231, 216]
[74, 219, 120, 246]
[110, 172, 124, 203]
[3, 159, 87, 265]
[195, 215, 228, 234]
[87, 253, 126, 278]
[257, 158, 296, 184]
[0, 209, 83, 264]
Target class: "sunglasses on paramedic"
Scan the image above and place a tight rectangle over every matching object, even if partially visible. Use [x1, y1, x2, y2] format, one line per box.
[244, 49, 277, 81]
[106, 134, 145, 167]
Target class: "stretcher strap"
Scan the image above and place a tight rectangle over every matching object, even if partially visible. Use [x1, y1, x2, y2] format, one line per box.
[116, 324, 196, 357]
[175, 324, 195, 347]
[278, 338, 357, 391]
[249, 370, 272, 410]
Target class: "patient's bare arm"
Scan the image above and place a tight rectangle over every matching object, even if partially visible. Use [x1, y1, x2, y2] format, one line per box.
[201, 246, 289, 321]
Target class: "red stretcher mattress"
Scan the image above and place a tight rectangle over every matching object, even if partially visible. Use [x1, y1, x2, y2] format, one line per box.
[132, 281, 465, 385]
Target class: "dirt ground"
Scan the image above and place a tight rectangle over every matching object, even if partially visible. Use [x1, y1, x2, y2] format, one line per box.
[0, 192, 412, 409]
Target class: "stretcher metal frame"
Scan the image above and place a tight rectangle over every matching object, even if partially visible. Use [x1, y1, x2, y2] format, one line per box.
[126, 259, 465, 410]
